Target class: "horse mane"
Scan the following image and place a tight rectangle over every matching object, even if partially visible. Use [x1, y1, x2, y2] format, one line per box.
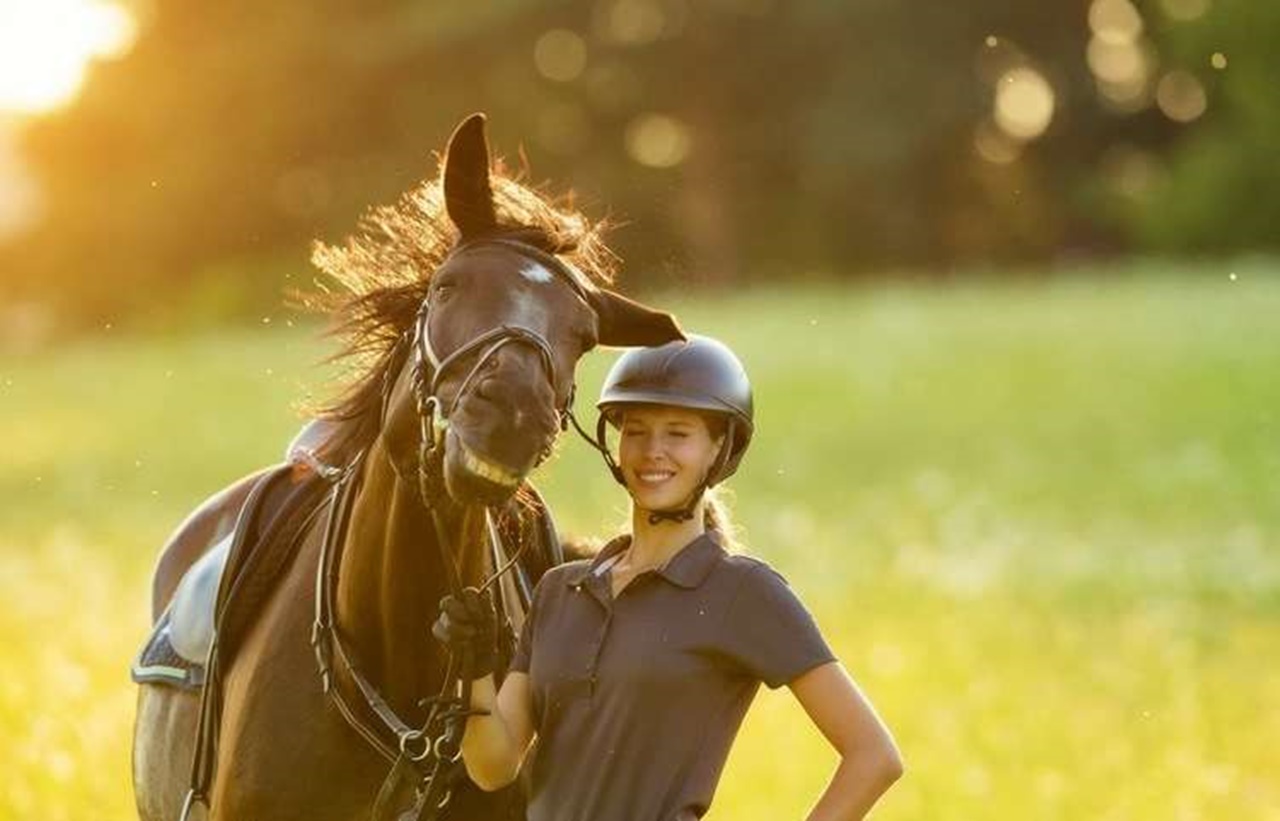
[301, 164, 617, 460]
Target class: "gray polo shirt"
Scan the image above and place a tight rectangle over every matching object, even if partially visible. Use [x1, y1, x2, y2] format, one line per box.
[509, 531, 836, 821]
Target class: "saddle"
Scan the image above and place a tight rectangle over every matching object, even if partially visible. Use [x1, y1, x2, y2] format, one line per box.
[131, 463, 332, 689]
[132, 459, 563, 693]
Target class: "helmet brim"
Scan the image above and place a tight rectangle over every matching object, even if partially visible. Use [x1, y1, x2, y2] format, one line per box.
[597, 389, 748, 425]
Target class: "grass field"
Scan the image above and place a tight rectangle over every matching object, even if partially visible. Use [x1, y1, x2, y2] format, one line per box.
[2, 265, 1278, 820]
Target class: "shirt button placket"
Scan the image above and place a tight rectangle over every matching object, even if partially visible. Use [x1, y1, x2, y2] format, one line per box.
[588, 608, 613, 697]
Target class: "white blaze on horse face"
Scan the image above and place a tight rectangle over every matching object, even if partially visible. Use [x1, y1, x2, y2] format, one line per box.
[520, 262, 555, 285]
[509, 266, 556, 332]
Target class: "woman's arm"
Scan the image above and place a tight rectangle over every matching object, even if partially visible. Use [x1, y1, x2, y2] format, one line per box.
[789, 661, 903, 821]
[460, 670, 538, 791]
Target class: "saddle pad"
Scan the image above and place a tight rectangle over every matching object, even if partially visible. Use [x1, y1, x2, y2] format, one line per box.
[131, 608, 206, 690]
[168, 532, 232, 663]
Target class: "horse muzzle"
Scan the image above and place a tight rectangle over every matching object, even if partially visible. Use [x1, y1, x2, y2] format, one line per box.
[441, 427, 542, 505]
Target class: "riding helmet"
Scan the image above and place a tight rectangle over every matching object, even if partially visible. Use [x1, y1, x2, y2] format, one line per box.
[596, 334, 754, 485]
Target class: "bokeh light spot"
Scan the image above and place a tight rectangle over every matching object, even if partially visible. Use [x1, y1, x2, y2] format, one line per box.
[600, 0, 667, 45]
[533, 29, 588, 83]
[1097, 76, 1152, 112]
[1089, 0, 1144, 45]
[974, 121, 1022, 165]
[1155, 71, 1207, 122]
[1087, 37, 1150, 86]
[994, 68, 1055, 141]
[1159, 0, 1212, 22]
[1210, 52, 1227, 70]
[625, 113, 691, 168]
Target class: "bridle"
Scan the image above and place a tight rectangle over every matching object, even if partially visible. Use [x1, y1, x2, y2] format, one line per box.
[407, 237, 594, 498]
[314, 236, 594, 820]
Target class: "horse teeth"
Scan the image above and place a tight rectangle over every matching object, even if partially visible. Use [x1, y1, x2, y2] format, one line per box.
[461, 444, 520, 488]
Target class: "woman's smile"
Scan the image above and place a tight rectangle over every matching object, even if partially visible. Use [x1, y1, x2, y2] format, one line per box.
[635, 467, 677, 484]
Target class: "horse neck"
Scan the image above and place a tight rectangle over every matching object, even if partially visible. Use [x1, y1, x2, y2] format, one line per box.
[334, 437, 491, 712]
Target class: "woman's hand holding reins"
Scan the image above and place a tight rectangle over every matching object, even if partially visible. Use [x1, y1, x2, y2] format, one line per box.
[432, 587, 499, 679]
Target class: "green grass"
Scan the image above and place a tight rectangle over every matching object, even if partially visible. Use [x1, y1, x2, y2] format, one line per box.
[2, 267, 1278, 819]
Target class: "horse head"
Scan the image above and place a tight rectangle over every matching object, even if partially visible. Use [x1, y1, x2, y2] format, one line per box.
[378, 114, 684, 507]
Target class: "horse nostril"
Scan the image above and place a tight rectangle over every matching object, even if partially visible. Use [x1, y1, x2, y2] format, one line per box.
[474, 377, 498, 402]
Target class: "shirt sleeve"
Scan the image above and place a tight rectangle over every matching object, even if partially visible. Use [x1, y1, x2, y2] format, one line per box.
[720, 563, 837, 689]
[508, 568, 551, 674]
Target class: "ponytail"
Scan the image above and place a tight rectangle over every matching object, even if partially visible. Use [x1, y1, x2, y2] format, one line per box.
[702, 488, 741, 553]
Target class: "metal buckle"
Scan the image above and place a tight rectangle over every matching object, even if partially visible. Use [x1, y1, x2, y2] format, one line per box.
[398, 730, 432, 763]
[432, 731, 463, 763]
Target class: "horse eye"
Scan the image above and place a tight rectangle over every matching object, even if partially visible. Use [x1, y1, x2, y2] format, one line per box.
[433, 283, 455, 302]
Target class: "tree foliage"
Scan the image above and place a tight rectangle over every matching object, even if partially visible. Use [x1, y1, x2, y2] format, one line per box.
[0, 0, 1275, 326]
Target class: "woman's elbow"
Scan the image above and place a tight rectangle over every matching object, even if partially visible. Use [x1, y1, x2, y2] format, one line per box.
[881, 746, 905, 785]
[843, 738, 904, 790]
[870, 741, 904, 788]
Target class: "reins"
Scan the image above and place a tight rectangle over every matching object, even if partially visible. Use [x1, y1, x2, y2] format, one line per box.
[311, 236, 591, 819]
[310, 450, 500, 818]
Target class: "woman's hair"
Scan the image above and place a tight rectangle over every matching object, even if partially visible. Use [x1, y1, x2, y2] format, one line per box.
[702, 487, 742, 553]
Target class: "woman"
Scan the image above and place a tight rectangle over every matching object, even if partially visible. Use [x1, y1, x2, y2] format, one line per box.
[434, 335, 903, 820]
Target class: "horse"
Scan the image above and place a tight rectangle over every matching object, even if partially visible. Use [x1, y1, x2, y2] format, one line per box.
[131, 113, 684, 821]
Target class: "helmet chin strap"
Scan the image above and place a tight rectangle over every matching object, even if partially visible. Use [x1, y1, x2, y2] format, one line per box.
[643, 489, 703, 525]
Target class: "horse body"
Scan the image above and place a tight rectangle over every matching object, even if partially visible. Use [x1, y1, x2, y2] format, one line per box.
[134, 447, 525, 821]
[133, 114, 684, 821]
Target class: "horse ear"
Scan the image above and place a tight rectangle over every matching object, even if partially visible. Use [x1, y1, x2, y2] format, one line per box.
[589, 289, 685, 347]
[444, 113, 498, 238]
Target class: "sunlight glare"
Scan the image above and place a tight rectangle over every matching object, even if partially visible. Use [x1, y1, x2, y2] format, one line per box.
[0, 0, 136, 115]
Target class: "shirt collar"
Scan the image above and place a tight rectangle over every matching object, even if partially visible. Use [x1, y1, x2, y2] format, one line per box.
[564, 531, 725, 590]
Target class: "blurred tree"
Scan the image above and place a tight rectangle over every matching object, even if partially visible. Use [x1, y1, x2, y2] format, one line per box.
[0, 0, 1275, 329]
[1123, 0, 1280, 254]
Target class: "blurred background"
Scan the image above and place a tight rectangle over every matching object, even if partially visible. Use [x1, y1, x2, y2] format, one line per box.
[1, 0, 1277, 819]
[1, 0, 1279, 333]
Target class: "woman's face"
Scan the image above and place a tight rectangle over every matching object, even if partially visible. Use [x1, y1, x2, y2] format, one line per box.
[617, 405, 724, 511]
